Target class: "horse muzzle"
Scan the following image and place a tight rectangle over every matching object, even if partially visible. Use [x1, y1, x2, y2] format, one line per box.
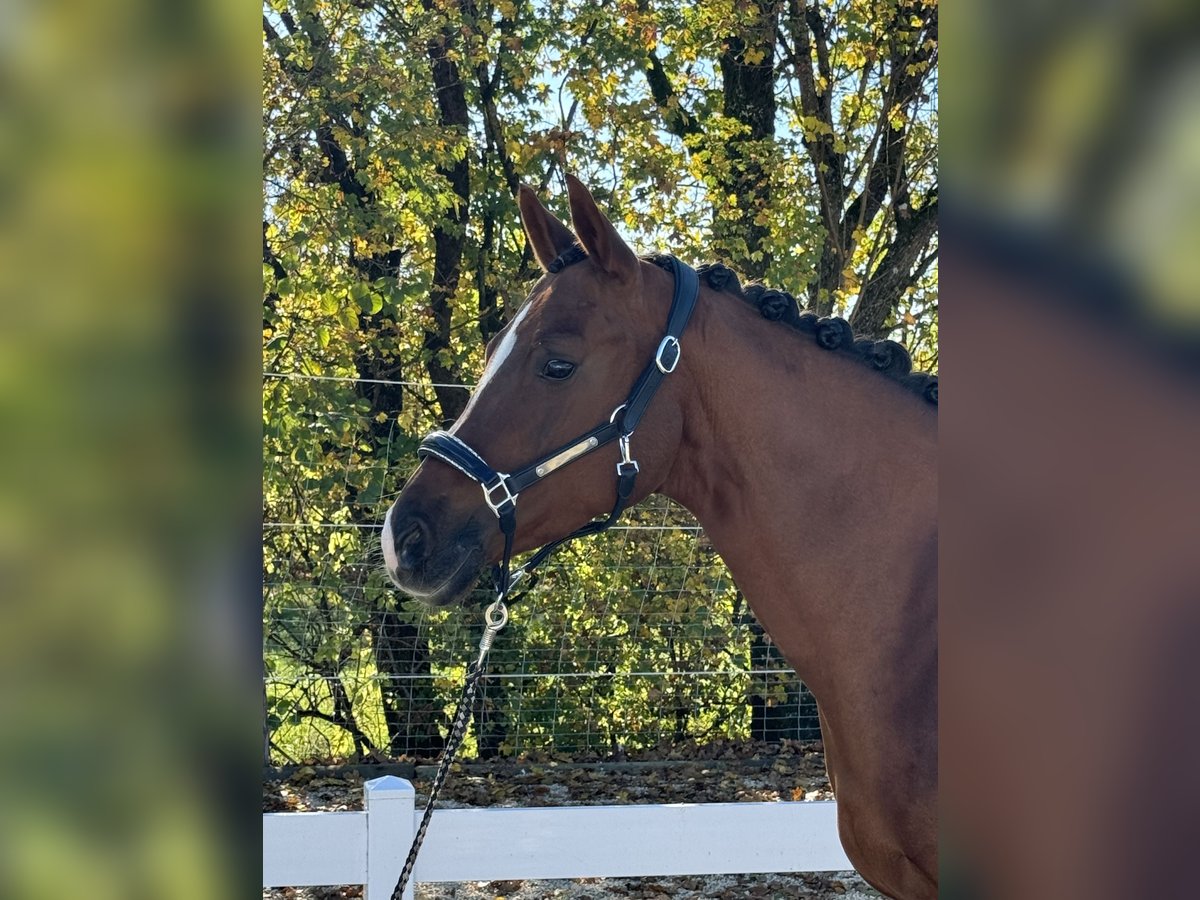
[382, 501, 486, 606]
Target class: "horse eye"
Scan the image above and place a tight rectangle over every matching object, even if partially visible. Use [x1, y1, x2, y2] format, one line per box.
[541, 359, 576, 380]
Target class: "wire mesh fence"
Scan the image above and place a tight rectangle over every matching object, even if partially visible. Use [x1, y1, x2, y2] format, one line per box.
[263, 372, 817, 765]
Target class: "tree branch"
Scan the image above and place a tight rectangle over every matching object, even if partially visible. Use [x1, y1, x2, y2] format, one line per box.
[849, 190, 938, 339]
[843, 2, 937, 238]
[798, 0, 937, 310]
[263, 221, 287, 284]
[645, 49, 703, 140]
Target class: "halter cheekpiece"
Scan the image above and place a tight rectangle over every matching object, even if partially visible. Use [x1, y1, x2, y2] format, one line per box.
[417, 254, 700, 594]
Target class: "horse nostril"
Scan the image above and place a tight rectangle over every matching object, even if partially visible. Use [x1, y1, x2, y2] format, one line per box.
[396, 520, 428, 570]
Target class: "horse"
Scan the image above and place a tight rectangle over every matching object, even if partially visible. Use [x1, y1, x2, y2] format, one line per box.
[382, 175, 938, 899]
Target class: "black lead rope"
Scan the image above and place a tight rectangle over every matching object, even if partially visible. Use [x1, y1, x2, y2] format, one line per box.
[389, 588, 508, 900]
[389, 256, 698, 899]
[389, 513, 518, 900]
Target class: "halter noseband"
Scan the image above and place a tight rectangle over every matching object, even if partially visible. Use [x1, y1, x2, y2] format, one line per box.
[417, 255, 700, 594]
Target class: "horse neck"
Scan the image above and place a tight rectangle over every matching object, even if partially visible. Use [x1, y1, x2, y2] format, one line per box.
[659, 288, 938, 698]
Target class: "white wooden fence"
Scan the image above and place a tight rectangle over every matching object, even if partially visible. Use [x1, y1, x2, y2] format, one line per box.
[263, 776, 853, 898]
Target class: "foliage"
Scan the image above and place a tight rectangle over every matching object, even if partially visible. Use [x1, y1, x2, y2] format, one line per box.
[263, 0, 937, 763]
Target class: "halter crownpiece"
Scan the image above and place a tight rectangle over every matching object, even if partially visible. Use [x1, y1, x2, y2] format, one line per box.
[417, 254, 700, 594]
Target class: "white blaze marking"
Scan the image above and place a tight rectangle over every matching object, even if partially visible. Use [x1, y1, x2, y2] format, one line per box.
[381, 504, 398, 574]
[449, 300, 533, 434]
[386, 303, 531, 578]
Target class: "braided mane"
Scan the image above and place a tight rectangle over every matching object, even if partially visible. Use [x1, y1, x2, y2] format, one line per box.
[654, 256, 938, 407]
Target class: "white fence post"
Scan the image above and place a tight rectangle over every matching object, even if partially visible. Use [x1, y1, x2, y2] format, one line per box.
[365, 776, 416, 900]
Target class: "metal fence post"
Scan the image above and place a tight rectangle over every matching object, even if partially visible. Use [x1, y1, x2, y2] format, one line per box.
[365, 776, 416, 900]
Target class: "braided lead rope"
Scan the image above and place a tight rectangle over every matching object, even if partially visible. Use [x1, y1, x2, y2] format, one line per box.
[390, 598, 508, 900]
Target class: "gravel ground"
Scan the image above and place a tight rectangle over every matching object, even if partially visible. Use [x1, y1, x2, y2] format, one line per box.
[264, 872, 878, 899]
[264, 741, 879, 900]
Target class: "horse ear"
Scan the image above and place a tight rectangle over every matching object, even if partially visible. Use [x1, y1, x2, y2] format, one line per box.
[564, 174, 639, 279]
[518, 184, 577, 272]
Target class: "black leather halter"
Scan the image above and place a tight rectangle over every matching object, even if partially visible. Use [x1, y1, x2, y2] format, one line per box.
[417, 255, 700, 595]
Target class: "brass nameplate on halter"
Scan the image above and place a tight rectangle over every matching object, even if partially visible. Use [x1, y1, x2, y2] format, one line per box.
[535, 436, 600, 477]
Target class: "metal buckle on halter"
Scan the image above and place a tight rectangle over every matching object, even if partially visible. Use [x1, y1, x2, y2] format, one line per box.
[655, 335, 681, 374]
[609, 404, 640, 474]
[618, 432, 639, 474]
[482, 476, 517, 516]
[505, 565, 528, 593]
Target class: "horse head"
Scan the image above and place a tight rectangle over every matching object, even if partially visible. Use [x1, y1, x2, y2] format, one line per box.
[382, 176, 686, 605]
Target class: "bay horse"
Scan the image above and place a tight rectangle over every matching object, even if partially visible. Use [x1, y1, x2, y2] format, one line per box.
[382, 175, 937, 899]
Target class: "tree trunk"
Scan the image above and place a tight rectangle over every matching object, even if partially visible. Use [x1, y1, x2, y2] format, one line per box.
[423, 11, 472, 424]
[715, 1, 780, 281]
[371, 609, 446, 755]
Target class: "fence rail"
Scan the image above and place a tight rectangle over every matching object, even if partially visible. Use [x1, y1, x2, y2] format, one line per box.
[262, 776, 852, 899]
